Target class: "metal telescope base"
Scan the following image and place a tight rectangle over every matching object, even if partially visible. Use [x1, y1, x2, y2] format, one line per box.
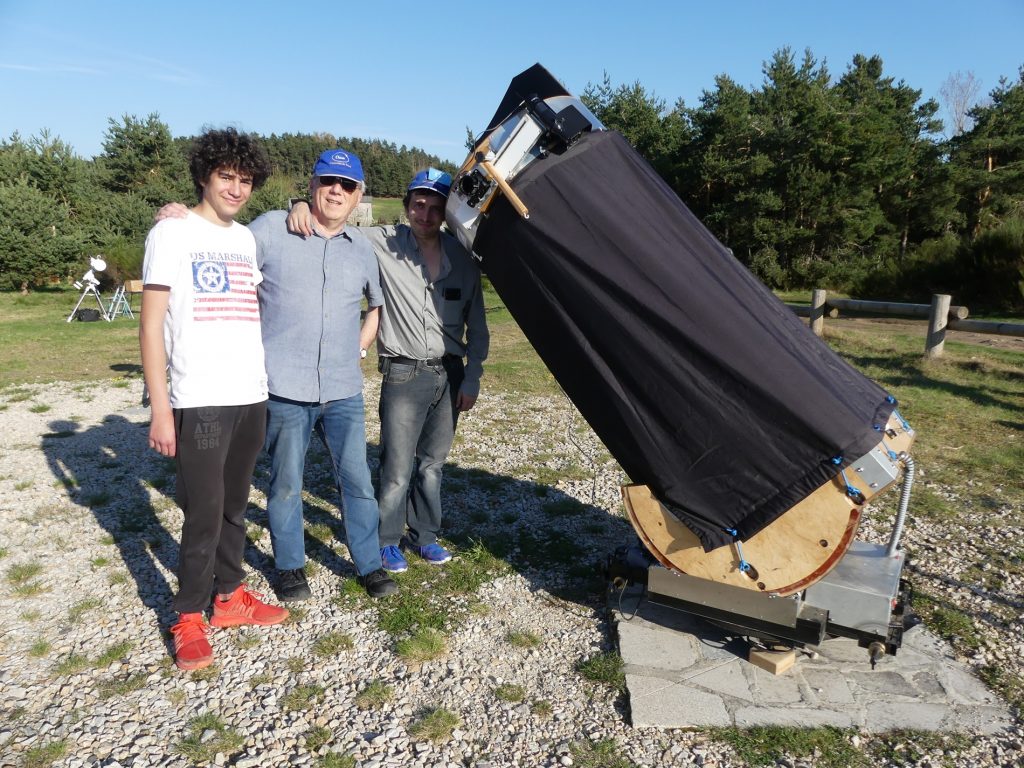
[610, 540, 908, 667]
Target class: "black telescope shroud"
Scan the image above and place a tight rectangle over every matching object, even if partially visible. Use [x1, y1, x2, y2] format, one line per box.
[473, 129, 894, 552]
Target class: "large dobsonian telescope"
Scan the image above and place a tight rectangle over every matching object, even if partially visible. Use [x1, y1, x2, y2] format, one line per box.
[446, 64, 916, 665]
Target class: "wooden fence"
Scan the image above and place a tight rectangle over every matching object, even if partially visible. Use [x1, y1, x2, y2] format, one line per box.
[786, 291, 1024, 357]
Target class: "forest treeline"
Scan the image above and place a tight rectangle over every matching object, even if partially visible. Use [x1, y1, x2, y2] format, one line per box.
[0, 118, 456, 291]
[2, 48, 1022, 310]
[581, 50, 1024, 311]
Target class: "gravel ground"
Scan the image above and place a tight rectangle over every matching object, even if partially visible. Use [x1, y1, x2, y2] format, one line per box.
[0, 378, 1020, 768]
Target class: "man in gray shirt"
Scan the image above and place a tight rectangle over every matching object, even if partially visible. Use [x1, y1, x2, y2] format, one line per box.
[287, 168, 489, 573]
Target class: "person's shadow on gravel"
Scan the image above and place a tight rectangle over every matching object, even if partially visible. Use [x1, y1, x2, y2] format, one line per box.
[43, 415, 180, 628]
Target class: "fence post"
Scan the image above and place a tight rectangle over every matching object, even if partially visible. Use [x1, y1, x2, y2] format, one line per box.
[810, 289, 827, 336]
[925, 294, 952, 358]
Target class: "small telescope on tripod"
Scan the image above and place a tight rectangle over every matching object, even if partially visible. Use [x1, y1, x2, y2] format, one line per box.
[67, 256, 111, 322]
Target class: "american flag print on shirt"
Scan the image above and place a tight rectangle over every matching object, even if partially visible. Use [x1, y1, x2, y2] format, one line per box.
[191, 255, 260, 322]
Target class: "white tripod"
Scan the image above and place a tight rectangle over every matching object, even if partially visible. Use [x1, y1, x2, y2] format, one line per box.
[66, 257, 111, 323]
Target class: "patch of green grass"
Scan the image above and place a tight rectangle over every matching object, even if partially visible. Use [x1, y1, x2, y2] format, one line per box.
[285, 656, 305, 674]
[494, 682, 526, 702]
[6, 561, 43, 585]
[714, 726, 867, 768]
[14, 480, 32, 491]
[333, 576, 366, 608]
[190, 664, 220, 682]
[377, 587, 448, 636]
[97, 673, 148, 699]
[576, 652, 625, 691]
[978, 664, 1024, 714]
[89, 555, 110, 568]
[370, 196, 405, 225]
[86, 491, 112, 507]
[282, 684, 325, 711]
[305, 725, 332, 752]
[910, 591, 982, 650]
[21, 739, 68, 768]
[233, 632, 261, 650]
[569, 739, 636, 768]
[354, 679, 393, 710]
[67, 597, 103, 624]
[19, 609, 41, 621]
[93, 640, 133, 667]
[249, 672, 273, 688]
[53, 653, 90, 676]
[0, 547, 7, 559]
[28, 639, 51, 657]
[313, 631, 354, 657]
[28, 403, 52, 413]
[108, 571, 129, 586]
[318, 754, 357, 768]
[505, 630, 542, 649]
[866, 729, 973, 767]
[12, 580, 47, 597]
[167, 690, 186, 706]
[174, 713, 244, 764]
[285, 606, 307, 624]
[408, 707, 460, 743]
[0, 292, 143, 388]
[395, 627, 447, 663]
[306, 521, 333, 544]
[531, 699, 553, 717]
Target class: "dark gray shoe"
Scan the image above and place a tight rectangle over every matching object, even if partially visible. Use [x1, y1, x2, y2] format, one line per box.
[277, 568, 311, 602]
[358, 568, 398, 598]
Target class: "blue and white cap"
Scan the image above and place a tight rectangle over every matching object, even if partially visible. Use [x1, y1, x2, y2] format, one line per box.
[407, 167, 452, 198]
[312, 149, 364, 182]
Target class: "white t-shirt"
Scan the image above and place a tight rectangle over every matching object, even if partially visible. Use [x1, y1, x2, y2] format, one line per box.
[142, 213, 268, 408]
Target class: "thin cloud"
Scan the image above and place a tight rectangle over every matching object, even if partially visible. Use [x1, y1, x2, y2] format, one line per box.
[0, 62, 102, 75]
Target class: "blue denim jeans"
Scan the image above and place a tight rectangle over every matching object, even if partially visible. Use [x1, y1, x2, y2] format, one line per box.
[377, 356, 463, 547]
[264, 393, 382, 576]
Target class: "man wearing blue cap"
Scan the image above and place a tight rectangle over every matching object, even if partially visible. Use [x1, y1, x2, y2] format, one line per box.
[288, 168, 489, 573]
[162, 150, 399, 600]
[250, 149, 398, 600]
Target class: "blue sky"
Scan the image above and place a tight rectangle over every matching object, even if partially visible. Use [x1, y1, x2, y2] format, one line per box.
[1, 0, 1021, 164]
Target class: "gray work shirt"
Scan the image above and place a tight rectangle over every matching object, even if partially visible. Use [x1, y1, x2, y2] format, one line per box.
[249, 210, 383, 403]
[362, 224, 489, 397]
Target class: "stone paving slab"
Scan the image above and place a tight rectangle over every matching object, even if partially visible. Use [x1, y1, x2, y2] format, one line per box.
[613, 587, 1014, 733]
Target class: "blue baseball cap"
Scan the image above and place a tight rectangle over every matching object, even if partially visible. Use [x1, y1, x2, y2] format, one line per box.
[313, 149, 364, 183]
[407, 167, 452, 198]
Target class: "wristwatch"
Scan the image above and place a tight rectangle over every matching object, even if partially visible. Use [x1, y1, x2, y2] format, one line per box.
[360, 348, 367, 359]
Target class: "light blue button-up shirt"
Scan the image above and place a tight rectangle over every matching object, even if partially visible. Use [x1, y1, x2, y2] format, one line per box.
[248, 210, 382, 403]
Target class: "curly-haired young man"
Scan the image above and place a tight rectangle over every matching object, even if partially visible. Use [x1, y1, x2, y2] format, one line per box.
[140, 128, 288, 671]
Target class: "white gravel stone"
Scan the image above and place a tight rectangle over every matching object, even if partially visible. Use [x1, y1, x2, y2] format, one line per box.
[0, 379, 1019, 768]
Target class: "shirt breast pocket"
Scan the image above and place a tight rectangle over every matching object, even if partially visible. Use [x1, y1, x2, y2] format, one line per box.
[441, 293, 465, 325]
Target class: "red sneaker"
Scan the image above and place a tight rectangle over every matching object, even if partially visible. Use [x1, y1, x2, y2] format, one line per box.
[210, 585, 289, 628]
[171, 612, 213, 670]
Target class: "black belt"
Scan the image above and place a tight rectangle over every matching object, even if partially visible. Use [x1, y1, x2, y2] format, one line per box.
[389, 355, 452, 368]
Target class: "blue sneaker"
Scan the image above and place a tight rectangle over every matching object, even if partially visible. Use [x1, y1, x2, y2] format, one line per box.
[380, 545, 408, 573]
[411, 542, 452, 565]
